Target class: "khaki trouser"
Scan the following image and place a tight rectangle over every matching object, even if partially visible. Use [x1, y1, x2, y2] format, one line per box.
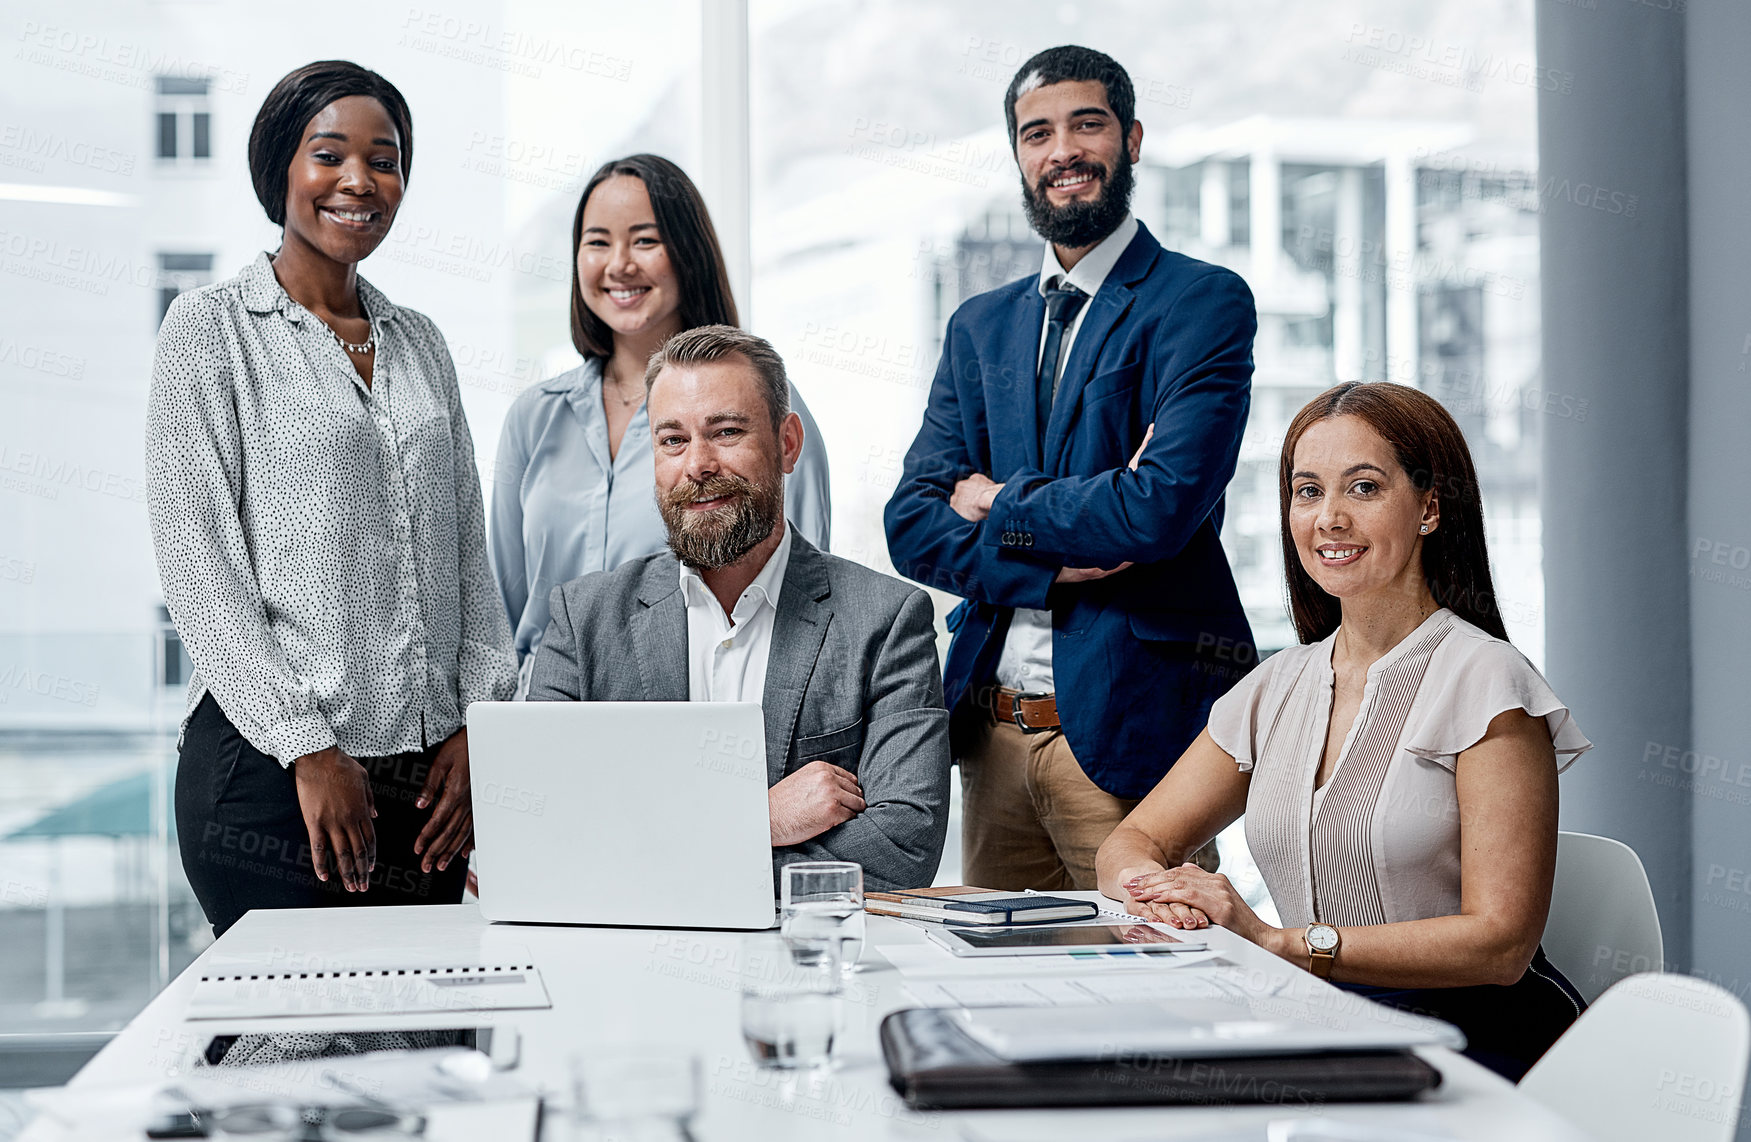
[959, 714, 1220, 891]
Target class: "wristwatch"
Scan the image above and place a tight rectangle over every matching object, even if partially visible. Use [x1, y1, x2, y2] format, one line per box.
[1305, 923, 1341, 979]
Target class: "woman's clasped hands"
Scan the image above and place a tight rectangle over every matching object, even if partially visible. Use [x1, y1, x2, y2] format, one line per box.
[1119, 863, 1277, 947]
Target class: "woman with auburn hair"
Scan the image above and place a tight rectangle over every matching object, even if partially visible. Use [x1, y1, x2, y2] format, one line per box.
[1096, 381, 1590, 1080]
[489, 154, 830, 689]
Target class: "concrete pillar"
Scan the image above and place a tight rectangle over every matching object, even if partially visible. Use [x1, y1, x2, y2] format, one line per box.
[1199, 160, 1230, 248]
[1382, 151, 1417, 385]
[1249, 149, 1279, 292]
[1684, 0, 1751, 996]
[1333, 166, 1365, 382]
[1536, 0, 1692, 966]
[699, 0, 751, 323]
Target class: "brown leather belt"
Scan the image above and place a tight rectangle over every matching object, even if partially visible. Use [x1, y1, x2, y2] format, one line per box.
[988, 687, 1061, 734]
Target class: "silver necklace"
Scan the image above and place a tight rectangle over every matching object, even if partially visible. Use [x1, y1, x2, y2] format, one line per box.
[333, 324, 375, 355]
[330, 297, 375, 354]
[603, 370, 643, 408]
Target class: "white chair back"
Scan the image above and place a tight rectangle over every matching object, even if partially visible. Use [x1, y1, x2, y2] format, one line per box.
[1541, 830, 1663, 1003]
[1520, 973, 1750, 1142]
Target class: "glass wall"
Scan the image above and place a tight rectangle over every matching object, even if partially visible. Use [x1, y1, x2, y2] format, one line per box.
[745, 0, 1546, 889]
[0, 0, 1546, 1039]
[746, 0, 1546, 662]
[0, 0, 696, 1037]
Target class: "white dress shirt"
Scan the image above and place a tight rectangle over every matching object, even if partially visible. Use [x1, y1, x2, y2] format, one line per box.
[146, 253, 517, 765]
[995, 213, 1139, 693]
[680, 525, 794, 703]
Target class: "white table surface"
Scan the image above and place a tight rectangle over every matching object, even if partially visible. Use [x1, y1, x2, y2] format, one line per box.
[21, 897, 1593, 1141]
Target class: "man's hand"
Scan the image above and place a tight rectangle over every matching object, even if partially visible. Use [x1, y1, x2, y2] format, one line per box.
[769, 760, 865, 846]
[1129, 423, 1154, 471]
[1054, 424, 1155, 583]
[293, 746, 377, 892]
[950, 473, 1003, 523]
[1055, 562, 1133, 584]
[414, 728, 473, 874]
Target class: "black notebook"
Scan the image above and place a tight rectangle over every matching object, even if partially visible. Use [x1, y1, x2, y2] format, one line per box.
[865, 886, 1099, 925]
[879, 1007, 1444, 1110]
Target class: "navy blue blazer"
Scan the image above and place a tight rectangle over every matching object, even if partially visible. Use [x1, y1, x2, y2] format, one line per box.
[883, 222, 1256, 798]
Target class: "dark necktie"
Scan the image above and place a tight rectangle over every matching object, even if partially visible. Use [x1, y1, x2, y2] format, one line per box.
[1037, 281, 1088, 450]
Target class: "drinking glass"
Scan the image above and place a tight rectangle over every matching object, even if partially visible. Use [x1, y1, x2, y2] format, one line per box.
[738, 932, 840, 1070]
[780, 861, 864, 974]
[569, 1048, 700, 1142]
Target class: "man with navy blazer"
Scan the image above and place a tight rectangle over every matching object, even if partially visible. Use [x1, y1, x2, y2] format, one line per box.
[884, 46, 1255, 891]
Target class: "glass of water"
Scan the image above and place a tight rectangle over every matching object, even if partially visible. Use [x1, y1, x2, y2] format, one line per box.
[780, 861, 865, 974]
[739, 932, 840, 1070]
[569, 1048, 700, 1141]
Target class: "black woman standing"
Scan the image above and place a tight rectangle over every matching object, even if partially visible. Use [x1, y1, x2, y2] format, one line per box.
[147, 61, 515, 936]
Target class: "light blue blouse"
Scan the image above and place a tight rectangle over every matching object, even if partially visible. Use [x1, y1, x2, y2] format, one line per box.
[488, 357, 832, 668]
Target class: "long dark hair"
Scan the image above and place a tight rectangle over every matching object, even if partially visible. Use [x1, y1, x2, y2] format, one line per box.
[568, 154, 737, 359]
[249, 61, 414, 226]
[1279, 382, 1509, 644]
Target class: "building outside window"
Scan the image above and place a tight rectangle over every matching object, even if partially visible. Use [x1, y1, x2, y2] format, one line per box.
[154, 76, 211, 162]
[155, 253, 214, 326]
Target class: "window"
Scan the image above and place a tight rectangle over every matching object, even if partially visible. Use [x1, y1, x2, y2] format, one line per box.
[154, 76, 211, 162]
[155, 253, 214, 326]
[155, 604, 191, 691]
[3, 0, 696, 1039]
[747, 1, 1546, 896]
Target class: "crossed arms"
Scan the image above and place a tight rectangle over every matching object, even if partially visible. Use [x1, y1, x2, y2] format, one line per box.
[884, 271, 1256, 608]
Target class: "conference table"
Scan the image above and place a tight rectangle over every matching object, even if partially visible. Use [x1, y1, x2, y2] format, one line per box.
[20, 896, 1593, 1140]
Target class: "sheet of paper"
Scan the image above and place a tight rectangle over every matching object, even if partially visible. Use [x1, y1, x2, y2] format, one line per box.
[186, 962, 552, 1020]
[904, 965, 1250, 1008]
[880, 938, 1225, 979]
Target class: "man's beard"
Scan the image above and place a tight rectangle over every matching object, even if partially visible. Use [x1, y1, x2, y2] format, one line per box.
[659, 471, 783, 571]
[1021, 150, 1135, 249]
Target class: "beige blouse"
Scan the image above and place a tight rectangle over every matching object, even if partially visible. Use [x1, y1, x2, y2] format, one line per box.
[1208, 609, 1590, 930]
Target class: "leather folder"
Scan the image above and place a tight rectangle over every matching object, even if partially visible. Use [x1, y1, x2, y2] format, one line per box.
[879, 1007, 1444, 1110]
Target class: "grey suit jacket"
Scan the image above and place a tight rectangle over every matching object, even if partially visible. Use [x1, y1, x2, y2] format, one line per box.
[526, 530, 951, 891]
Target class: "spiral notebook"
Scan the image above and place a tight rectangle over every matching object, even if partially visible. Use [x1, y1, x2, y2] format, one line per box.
[187, 960, 552, 1020]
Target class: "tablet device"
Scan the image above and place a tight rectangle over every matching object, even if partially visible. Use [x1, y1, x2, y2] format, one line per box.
[927, 922, 1207, 956]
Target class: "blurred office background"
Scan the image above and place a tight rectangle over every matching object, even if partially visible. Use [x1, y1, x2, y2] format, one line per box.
[0, 1, 1746, 1134]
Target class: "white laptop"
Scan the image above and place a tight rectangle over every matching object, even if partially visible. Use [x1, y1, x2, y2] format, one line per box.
[467, 701, 776, 930]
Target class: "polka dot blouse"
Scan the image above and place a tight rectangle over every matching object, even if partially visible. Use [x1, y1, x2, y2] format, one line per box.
[146, 252, 517, 765]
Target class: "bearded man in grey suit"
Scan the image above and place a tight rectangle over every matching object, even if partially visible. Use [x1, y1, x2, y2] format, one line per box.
[527, 325, 951, 890]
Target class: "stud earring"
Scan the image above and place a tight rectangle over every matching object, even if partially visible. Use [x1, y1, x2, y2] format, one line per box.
[1420, 525, 1429, 533]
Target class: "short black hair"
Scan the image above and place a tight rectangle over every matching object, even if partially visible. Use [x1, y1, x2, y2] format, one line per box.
[1003, 45, 1135, 150]
[249, 61, 414, 226]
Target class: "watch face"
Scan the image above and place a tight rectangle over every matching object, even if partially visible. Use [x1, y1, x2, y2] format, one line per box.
[1308, 925, 1340, 952]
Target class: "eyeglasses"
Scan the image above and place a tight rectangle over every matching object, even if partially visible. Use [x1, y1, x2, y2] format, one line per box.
[202, 1102, 427, 1140]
